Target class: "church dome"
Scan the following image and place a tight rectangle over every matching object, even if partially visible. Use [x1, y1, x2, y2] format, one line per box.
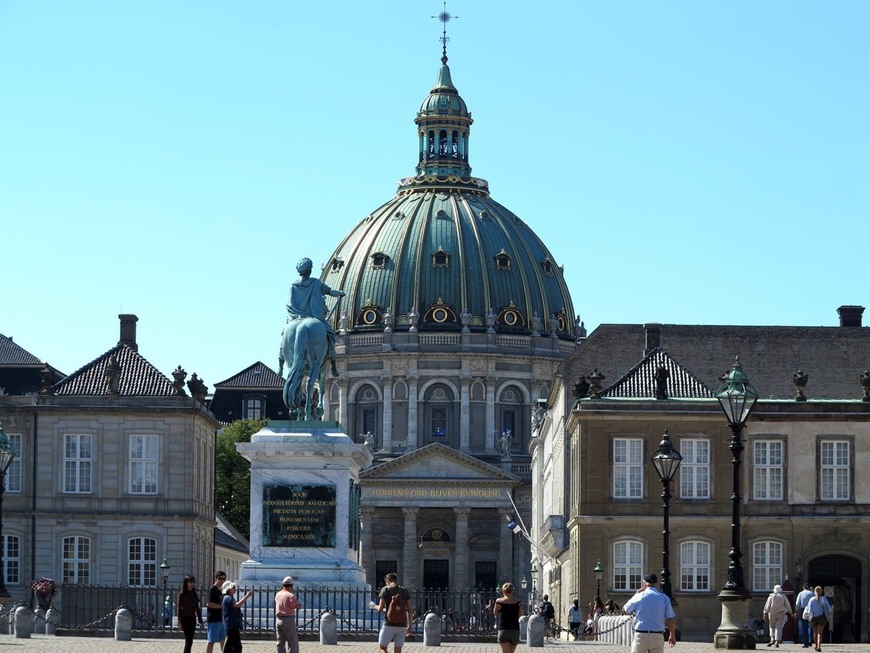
[321, 55, 577, 340]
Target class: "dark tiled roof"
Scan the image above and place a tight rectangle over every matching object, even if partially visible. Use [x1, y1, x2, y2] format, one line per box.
[214, 362, 283, 388]
[0, 334, 43, 366]
[215, 513, 249, 554]
[54, 344, 175, 396]
[561, 323, 870, 401]
[600, 348, 713, 399]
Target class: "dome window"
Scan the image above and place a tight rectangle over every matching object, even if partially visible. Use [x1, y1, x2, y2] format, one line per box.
[541, 258, 554, 276]
[436, 209, 449, 220]
[423, 299, 458, 326]
[555, 311, 569, 333]
[371, 252, 389, 269]
[393, 210, 405, 220]
[497, 302, 526, 328]
[331, 258, 345, 272]
[431, 248, 450, 268]
[495, 250, 512, 271]
[479, 210, 489, 220]
[355, 303, 384, 327]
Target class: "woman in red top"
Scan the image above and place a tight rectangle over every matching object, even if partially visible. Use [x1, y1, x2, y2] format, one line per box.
[177, 575, 205, 653]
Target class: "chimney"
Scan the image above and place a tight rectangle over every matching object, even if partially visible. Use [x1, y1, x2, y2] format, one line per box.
[837, 305, 864, 328]
[119, 314, 139, 351]
[644, 323, 662, 355]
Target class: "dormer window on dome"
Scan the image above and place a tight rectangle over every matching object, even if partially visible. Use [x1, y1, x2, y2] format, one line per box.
[356, 300, 384, 328]
[432, 248, 450, 268]
[330, 258, 345, 272]
[498, 302, 525, 327]
[495, 250, 511, 271]
[541, 257, 554, 276]
[371, 252, 389, 269]
[423, 299, 457, 326]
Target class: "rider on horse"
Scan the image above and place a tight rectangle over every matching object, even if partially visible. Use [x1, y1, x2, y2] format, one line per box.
[286, 257, 345, 376]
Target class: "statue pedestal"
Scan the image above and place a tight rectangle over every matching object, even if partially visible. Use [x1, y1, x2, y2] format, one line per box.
[237, 421, 373, 588]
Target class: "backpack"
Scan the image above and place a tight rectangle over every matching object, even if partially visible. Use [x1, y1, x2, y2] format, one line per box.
[386, 587, 407, 624]
[542, 601, 555, 619]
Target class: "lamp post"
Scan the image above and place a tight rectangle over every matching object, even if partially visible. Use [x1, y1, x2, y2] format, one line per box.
[713, 357, 758, 649]
[0, 424, 15, 600]
[529, 565, 538, 612]
[160, 557, 171, 627]
[651, 429, 682, 603]
[593, 559, 603, 604]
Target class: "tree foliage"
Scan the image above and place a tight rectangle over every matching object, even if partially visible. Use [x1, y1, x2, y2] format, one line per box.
[215, 419, 265, 539]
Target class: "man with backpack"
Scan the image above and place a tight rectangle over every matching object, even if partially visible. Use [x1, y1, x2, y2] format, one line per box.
[375, 572, 413, 653]
[539, 594, 556, 638]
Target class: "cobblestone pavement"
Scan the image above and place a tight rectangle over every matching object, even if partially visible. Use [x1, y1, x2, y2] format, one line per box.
[0, 634, 865, 653]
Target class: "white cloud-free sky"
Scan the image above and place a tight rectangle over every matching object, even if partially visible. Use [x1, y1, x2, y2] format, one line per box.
[2, 1, 867, 387]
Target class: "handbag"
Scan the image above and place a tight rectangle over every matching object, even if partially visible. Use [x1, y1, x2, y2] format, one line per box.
[802, 606, 812, 621]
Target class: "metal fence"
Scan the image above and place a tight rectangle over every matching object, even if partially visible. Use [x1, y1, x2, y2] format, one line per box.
[58, 584, 502, 636]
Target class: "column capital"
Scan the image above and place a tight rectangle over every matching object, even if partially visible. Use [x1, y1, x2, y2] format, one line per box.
[453, 507, 472, 521]
[402, 507, 419, 519]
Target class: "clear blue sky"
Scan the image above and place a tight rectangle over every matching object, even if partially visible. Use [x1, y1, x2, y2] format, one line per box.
[2, 1, 867, 388]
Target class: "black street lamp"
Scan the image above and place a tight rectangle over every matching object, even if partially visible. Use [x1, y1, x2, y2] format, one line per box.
[713, 357, 758, 649]
[0, 423, 17, 600]
[593, 559, 603, 604]
[651, 429, 682, 603]
[160, 557, 171, 627]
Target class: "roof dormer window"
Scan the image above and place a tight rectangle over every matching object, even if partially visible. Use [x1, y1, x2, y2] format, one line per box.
[371, 252, 389, 269]
[495, 250, 511, 270]
[432, 248, 449, 268]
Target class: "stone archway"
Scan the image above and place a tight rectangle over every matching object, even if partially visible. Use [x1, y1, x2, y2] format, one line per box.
[807, 554, 861, 643]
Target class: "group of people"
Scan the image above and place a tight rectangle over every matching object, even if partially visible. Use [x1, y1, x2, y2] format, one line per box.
[769, 583, 833, 652]
[173, 570, 299, 653]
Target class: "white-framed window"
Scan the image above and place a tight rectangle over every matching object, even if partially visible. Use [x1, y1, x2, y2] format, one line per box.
[3, 535, 19, 584]
[753, 440, 784, 500]
[820, 440, 850, 500]
[129, 435, 159, 494]
[679, 439, 710, 499]
[5, 433, 22, 493]
[612, 539, 643, 591]
[63, 434, 92, 493]
[752, 541, 782, 592]
[613, 438, 643, 499]
[679, 540, 710, 591]
[62, 536, 90, 584]
[128, 537, 157, 587]
[244, 397, 263, 420]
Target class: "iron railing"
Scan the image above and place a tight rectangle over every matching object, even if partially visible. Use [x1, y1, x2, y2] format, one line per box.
[58, 584, 502, 635]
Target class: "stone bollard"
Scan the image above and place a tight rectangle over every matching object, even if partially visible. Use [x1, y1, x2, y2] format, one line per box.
[527, 613, 545, 647]
[519, 614, 529, 642]
[423, 612, 441, 646]
[14, 606, 34, 638]
[45, 607, 58, 635]
[115, 607, 133, 641]
[320, 611, 337, 645]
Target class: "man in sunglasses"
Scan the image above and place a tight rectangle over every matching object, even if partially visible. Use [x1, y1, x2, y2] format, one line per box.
[206, 571, 228, 653]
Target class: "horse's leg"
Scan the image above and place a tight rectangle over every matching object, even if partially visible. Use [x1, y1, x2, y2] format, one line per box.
[287, 327, 309, 419]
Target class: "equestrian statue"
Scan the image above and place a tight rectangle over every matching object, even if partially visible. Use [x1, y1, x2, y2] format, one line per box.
[279, 257, 345, 420]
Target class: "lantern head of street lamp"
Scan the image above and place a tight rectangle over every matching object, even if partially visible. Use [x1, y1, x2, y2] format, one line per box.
[521, 576, 528, 590]
[593, 559, 603, 581]
[0, 423, 15, 475]
[715, 356, 758, 427]
[160, 557, 171, 583]
[651, 429, 683, 482]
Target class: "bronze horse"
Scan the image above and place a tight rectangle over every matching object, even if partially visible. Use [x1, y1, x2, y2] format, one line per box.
[279, 317, 328, 421]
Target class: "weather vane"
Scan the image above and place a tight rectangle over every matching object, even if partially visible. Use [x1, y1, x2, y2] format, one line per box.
[432, 1, 456, 63]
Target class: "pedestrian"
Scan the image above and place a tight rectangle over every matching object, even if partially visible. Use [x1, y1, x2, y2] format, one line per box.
[622, 572, 677, 653]
[206, 571, 228, 653]
[275, 576, 302, 653]
[538, 594, 555, 638]
[568, 599, 583, 640]
[794, 583, 814, 648]
[806, 586, 832, 652]
[374, 572, 413, 653]
[763, 584, 790, 647]
[590, 596, 604, 639]
[221, 581, 254, 653]
[492, 582, 523, 653]
[177, 575, 204, 653]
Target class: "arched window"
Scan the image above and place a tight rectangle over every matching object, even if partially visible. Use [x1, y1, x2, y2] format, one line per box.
[128, 537, 158, 587]
[679, 540, 711, 591]
[752, 540, 783, 593]
[612, 539, 644, 591]
[63, 536, 91, 584]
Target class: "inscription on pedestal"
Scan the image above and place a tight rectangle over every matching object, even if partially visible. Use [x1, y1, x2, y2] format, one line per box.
[263, 484, 336, 547]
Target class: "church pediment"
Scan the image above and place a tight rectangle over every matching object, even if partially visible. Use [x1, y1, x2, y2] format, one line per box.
[360, 442, 519, 482]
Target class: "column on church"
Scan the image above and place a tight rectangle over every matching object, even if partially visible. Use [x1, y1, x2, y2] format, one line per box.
[360, 506, 376, 585]
[453, 507, 471, 589]
[485, 379, 496, 453]
[407, 377, 419, 449]
[459, 377, 470, 451]
[498, 509, 513, 585]
[382, 377, 393, 450]
[338, 379, 348, 430]
[402, 507, 419, 588]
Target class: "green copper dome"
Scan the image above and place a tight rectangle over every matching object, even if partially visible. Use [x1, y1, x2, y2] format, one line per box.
[321, 56, 577, 341]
